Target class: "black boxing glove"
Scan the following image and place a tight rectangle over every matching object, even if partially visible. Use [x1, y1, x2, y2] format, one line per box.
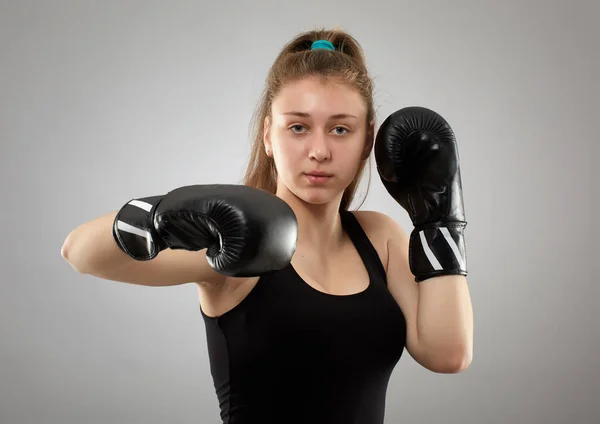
[112, 184, 298, 277]
[375, 106, 467, 282]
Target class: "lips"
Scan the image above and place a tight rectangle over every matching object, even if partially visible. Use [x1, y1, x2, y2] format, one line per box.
[304, 172, 332, 184]
[304, 171, 333, 177]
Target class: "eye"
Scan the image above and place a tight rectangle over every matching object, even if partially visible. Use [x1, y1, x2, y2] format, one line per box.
[289, 124, 306, 134]
[332, 126, 350, 135]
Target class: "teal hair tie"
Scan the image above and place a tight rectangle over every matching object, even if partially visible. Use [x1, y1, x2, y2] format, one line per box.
[311, 40, 335, 51]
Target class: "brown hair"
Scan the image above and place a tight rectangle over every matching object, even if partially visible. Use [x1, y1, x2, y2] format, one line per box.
[242, 28, 375, 211]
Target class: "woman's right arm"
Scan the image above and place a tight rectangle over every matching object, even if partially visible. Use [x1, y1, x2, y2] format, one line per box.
[60, 211, 225, 287]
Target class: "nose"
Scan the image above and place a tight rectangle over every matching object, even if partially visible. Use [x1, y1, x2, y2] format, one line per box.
[308, 132, 331, 162]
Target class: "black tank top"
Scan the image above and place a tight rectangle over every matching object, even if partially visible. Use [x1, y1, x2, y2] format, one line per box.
[200, 210, 407, 424]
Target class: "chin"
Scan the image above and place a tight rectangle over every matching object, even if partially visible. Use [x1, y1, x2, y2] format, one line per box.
[278, 176, 346, 206]
[293, 186, 342, 206]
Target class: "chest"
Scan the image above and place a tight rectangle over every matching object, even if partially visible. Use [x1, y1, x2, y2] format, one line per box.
[290, 243, 370, 296]
[222, 275, 407, 373]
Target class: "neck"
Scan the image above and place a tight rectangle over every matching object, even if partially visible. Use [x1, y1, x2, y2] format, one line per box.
[276, 186, 345, 255]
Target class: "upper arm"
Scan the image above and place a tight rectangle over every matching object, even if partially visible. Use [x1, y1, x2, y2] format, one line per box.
[359, 211, 429, 368]
[86, 248, 227, 288]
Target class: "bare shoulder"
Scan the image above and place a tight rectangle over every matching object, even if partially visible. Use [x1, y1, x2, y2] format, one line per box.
[350, 210, 409, 272]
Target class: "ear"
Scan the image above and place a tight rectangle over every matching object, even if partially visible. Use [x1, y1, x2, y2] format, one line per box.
[263, 116, 272, 157]
[362, 119, 375, 159]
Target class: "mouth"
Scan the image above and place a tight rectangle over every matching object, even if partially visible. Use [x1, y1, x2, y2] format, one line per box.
[304, 172, 333, 184]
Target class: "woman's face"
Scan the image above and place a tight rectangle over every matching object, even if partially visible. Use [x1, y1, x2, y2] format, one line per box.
[265, 76, 373, 205]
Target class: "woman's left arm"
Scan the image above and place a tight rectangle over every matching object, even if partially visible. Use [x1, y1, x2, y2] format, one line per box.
[373, 106, 474, 373]
[416, 274, 473, 371]
[383, 214, 473, 374]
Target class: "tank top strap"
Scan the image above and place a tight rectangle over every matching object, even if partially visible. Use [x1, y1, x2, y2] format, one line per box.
[340, 210, 388, 285]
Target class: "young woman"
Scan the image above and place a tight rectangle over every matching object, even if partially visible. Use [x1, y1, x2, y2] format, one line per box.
[62, 28, 473, 424]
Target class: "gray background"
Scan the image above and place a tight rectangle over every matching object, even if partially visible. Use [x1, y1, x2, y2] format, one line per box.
[1, 0, 598, 423]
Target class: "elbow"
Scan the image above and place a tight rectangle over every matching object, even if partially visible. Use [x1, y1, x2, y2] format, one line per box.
[446, 349, 473, 373]
[61, 234, 87, 274]
[429, 346, 473, 374]
[60, 239, 70, 262]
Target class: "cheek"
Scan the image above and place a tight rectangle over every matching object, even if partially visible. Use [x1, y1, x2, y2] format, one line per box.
[273, 143, 295, 164]
[272, 140, 302, 175]
[337, 142, 365, 171]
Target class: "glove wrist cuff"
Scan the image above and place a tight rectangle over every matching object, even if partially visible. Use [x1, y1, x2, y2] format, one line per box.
[409, 222, 468, 282]
[112, 195, 166, 261]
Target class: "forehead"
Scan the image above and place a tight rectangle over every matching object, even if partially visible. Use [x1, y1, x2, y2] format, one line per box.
[272, 77, 366, 116]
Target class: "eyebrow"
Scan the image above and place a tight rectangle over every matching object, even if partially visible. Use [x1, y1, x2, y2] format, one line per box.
[281, 112, 359, 119]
